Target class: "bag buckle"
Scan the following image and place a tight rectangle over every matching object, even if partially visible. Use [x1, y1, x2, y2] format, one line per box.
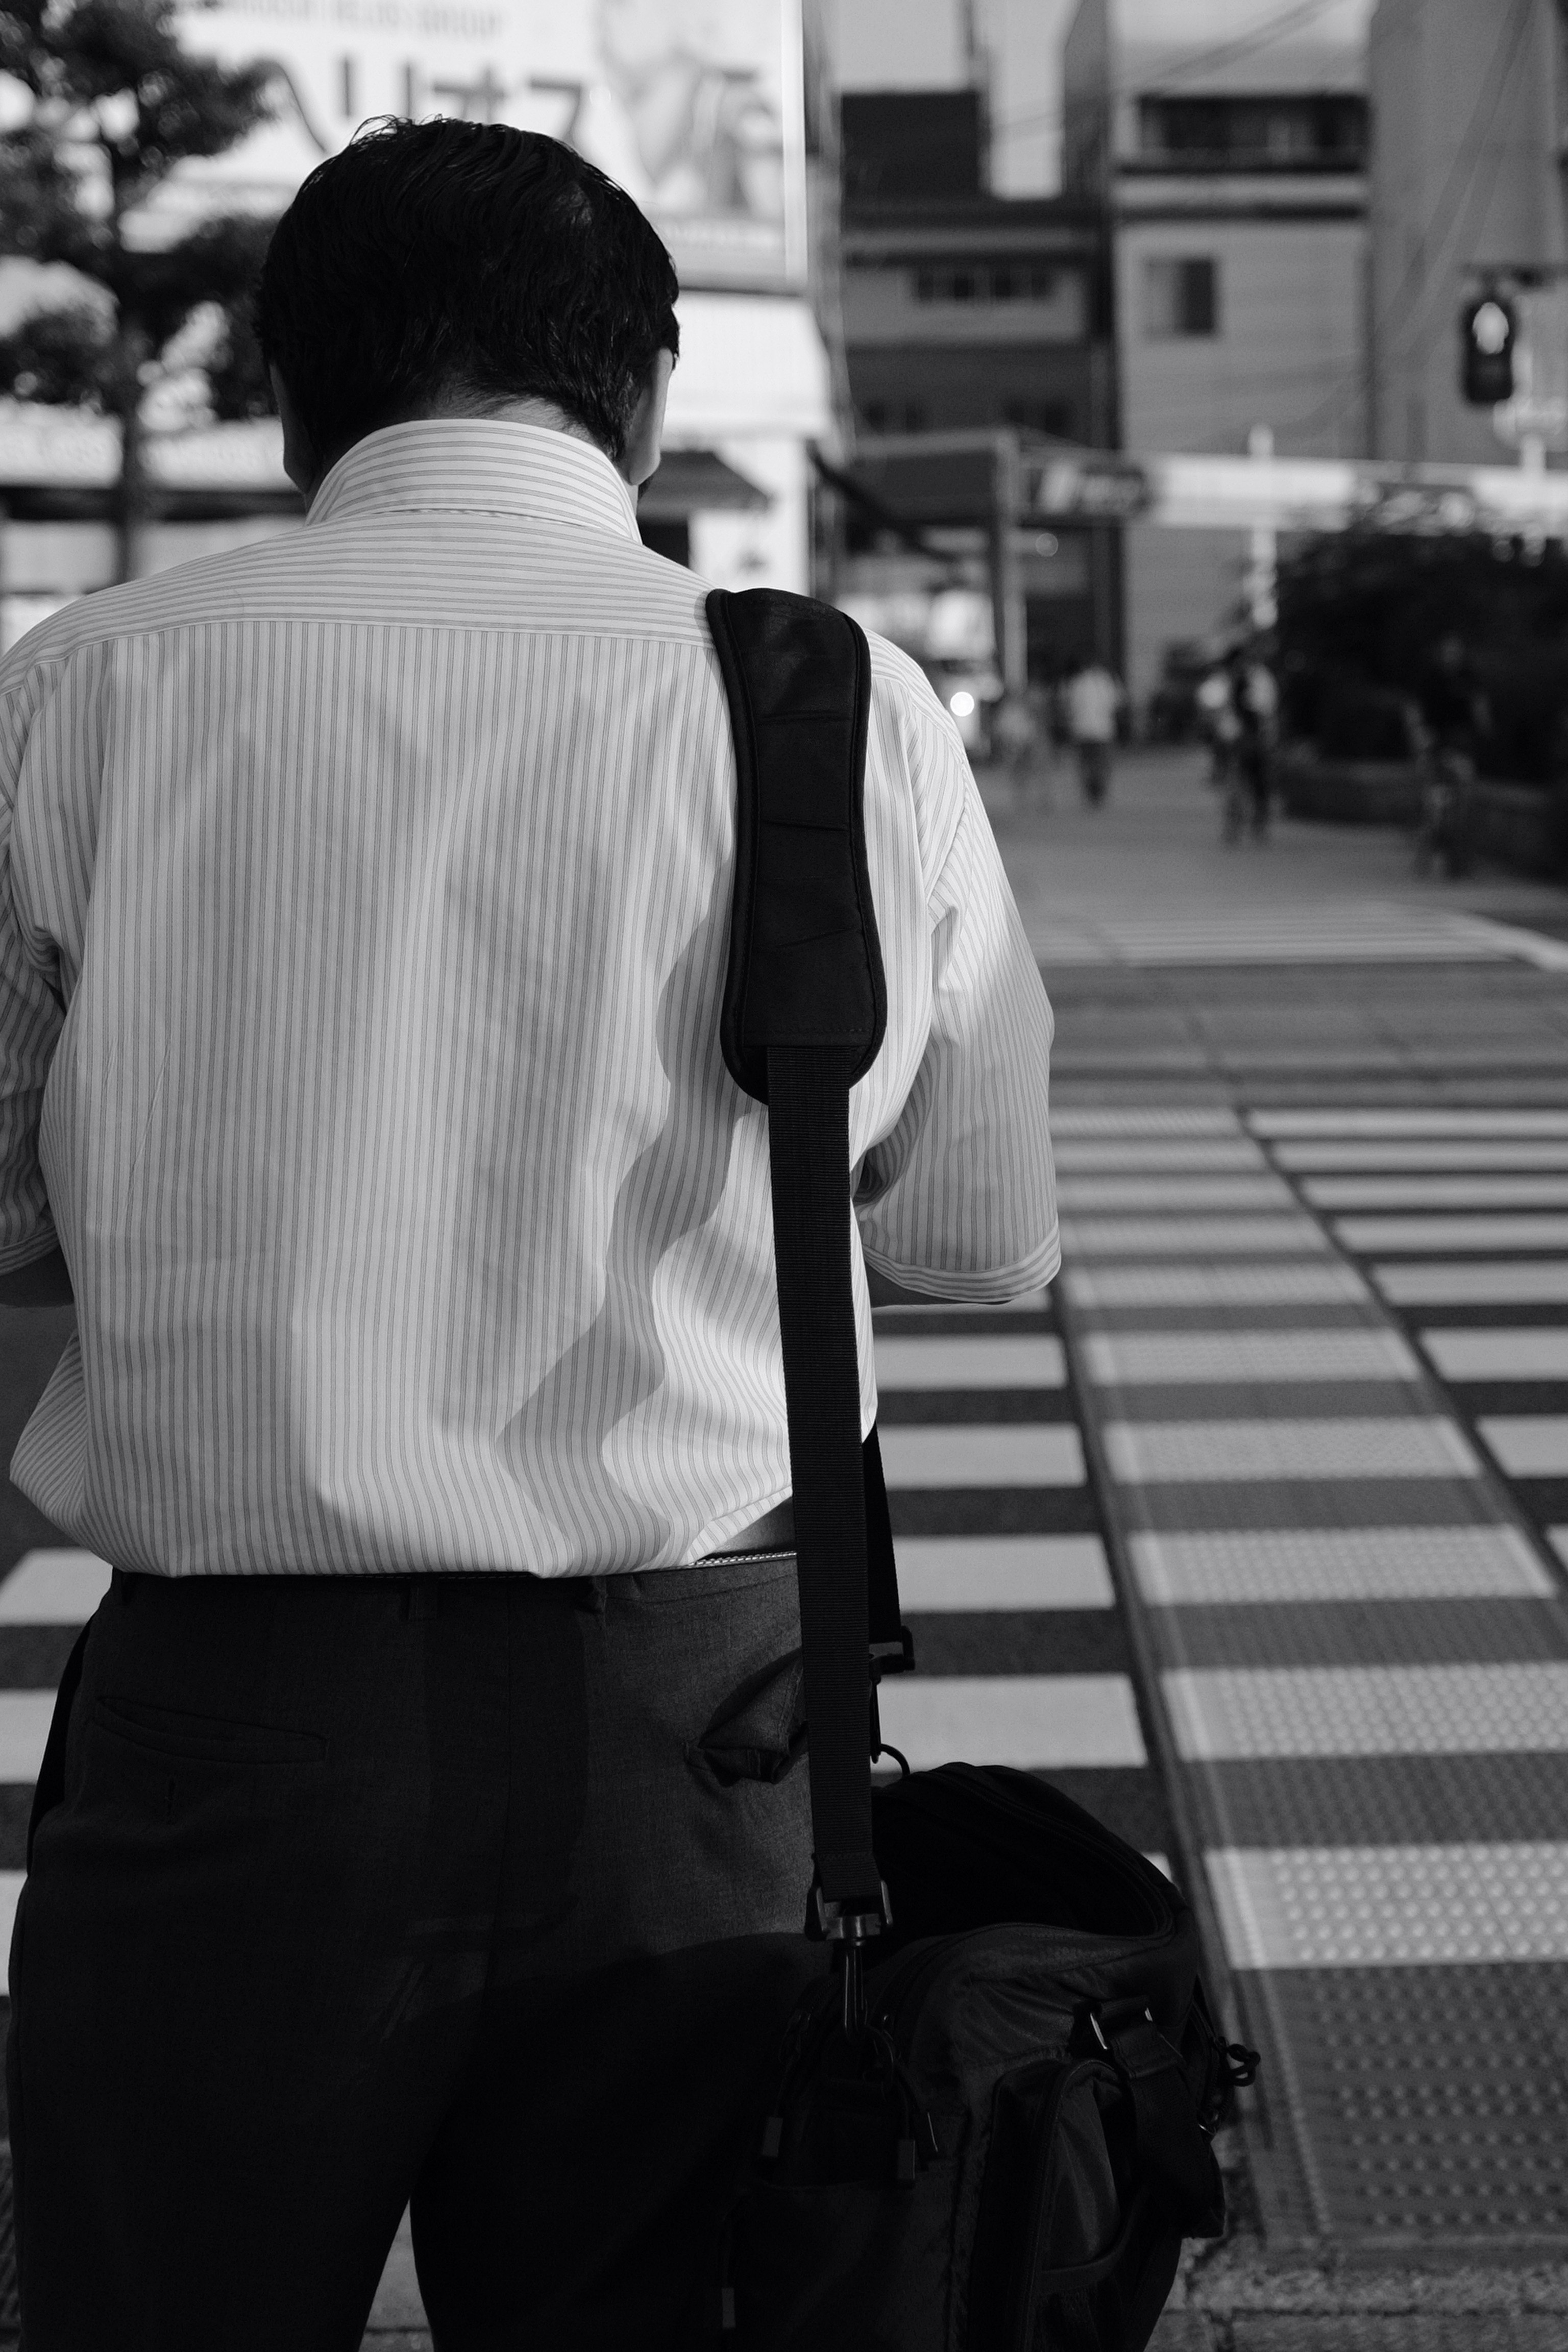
[812, 1878, 892, 1944]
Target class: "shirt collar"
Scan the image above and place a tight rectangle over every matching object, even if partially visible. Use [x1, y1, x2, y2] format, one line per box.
[308, 418, 642, 542]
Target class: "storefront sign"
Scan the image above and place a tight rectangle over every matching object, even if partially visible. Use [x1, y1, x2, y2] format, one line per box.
[171, 0, 807, 289]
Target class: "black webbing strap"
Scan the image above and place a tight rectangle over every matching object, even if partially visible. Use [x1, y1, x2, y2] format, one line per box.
[707, 585, 904, 1930]
[767, 1044, 884, 1917]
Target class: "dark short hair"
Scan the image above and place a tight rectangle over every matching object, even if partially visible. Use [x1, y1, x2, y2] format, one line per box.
[258, 118, 679, 468]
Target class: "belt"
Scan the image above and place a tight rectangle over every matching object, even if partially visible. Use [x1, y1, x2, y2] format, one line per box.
[700, 1497, 795, 1560]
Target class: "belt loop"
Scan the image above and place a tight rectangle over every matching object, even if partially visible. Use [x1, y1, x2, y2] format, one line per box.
[400, 1577, 438, 1623]
[113, 1567, 134, 1608]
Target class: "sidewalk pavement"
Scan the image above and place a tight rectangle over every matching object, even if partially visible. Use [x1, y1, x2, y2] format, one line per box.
[982, 741, 1568, 975]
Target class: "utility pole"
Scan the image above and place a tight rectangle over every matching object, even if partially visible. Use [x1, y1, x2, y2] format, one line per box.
[990, 430, 1026, 695]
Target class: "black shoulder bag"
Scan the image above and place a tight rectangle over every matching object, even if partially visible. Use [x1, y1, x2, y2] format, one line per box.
[704, 586, 1257, 2352]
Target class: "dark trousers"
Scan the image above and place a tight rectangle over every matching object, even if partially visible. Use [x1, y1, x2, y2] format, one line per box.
[7, 1556, 825, 2349]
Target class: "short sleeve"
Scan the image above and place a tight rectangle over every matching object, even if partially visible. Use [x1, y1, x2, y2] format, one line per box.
[0, 683, 66, 1272]
[854, 743, 1058, 1301]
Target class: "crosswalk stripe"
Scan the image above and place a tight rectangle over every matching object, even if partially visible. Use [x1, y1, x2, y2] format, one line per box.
[1420, 1328, 1568, 1382]
[0, 1871, 19, 1991]
[1130, 1525, 1555, 1605]
[1251, 1109, 1568, 1137]
[877, 1673, 1147, 1769]
[1041, 916, 1525, 965]
[1374, 1259, 1568, 1305]
[1052, 1139, 1269, 1173]
[1065, 1262, 1371, 1309]
[874, 1335, 1065, 1389]
[895, 1535, 1114, 1611]
[1084, 1329, 1420, 1385]
[0, 1550, 114, 1623]
[1102, 1416, 1480, 1482]
[1062, 1216, 1330, 1258]
[1306, 1176, 1568, 1211]
[872, 1291, 1052, 1320]
[1164, 1662, 1568, 1758]
[1476, 1417, 1568, 1478]
[1335, 1214, 1568, 1254]
[879, 1425, 1085, 1487]
[1048, 1108, 1242, 1137]
[1057, 1176, 1297, 1212]
[1206, 1844, 1568, 1969]
[1275, 1140, 1568, 1172]
[0, 1692, 64, 1781]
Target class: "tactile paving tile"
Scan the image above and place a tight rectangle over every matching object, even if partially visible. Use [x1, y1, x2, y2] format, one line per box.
[1420, 1328, 1568, 1381]
[1207, 1843, 1568, 1967]
[1164, 1662, 1568, 1759]
[1200, 1751, 1568, 1848]
[1256, 1963, 1568, 2234]
[1057, 1175, 1297, 1212]
[873, 1334, 1065, 1389]
[1102, 1417, 1480, 1483]
[0, 1549, 113, 1623]
[1065, 1261, 1373, 1309]
[878, 1424, 1085, 1487]
[1085, 1330, 1420, 1386]
[1250, 1108, 1568, 1136]
[1478, 1417, 1568, 1478]
[1062, 1216, 1331, 1258]
[1275, 1139, 1568, 1171]
[1052, 1138, 1269, 1173]
[1337, 1214, 1568, 1253]
[1308, 1175, 1568, 1211]
[1129, 1524, 1556, 1605]
[893, 1534, 1113, 1611]
[1047, 1107, 1242, 1136]
[875, 1672, 1146, 1769]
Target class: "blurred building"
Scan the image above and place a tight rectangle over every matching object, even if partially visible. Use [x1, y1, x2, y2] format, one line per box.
[0, 0, 837, 647]
[1368, 0, 1567, 467]
[1063, 0, 1373, 705]
[834, 87, 1118, 694]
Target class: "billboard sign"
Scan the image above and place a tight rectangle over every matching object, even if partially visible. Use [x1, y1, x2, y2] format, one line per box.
[170, 0, 806, 288]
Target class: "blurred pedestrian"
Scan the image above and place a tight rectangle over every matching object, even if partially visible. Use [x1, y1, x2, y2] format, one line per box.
[1216, 646, 1277, 841]
[1066, 656, 1121, 804]
[1196, 662, 1241, 791]
[992, 685, 1049, 805]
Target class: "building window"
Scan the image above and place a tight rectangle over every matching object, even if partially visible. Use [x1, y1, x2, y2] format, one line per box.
[1001, 399, 1073, 438]
[1143, 257, 1218, 338]
[913, 262, 1061, 304]
[1136, 95, 1367, 169]
[860, 401, 927, 434]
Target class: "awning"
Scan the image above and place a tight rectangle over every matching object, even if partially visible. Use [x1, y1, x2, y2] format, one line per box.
[661, 293, 834, 445]
[639, 447, 770, 521]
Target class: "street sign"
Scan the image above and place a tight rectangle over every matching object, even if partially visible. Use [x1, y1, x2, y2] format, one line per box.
[1025, 455, 1153, 522]
[1487, 285, 1568, 454]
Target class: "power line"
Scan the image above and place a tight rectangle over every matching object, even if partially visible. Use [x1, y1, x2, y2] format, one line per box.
[989, 0, 1348, 136]
[1240, 0, 1536, 448]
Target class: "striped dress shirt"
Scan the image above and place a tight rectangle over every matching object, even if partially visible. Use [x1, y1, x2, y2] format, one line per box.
[0, 420, 1058, 1579]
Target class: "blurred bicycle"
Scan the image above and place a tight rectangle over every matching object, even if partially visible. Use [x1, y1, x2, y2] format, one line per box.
[1409, 712, 1476, 879]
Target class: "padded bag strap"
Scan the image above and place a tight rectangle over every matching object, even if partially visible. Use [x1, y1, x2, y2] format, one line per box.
[708, 585, 892, 1927]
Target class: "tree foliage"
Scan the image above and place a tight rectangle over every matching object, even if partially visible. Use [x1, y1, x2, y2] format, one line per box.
[0, 0, 284, 566]
[1276, 529, 1568, 782]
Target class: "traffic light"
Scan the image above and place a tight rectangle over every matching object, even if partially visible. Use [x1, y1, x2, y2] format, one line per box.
[1460, 291, 1515, 404]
